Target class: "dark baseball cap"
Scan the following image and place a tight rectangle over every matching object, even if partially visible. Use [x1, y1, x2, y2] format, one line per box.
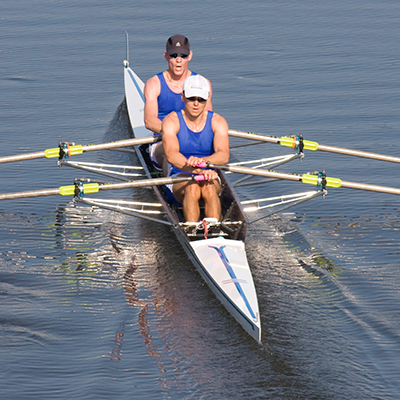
[166, 35, 190, 56]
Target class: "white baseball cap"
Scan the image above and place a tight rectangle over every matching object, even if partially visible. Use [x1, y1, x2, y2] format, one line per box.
[183, 75, 210, 100]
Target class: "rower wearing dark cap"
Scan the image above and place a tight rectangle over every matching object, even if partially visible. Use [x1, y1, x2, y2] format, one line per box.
[143, 35, 212, 175]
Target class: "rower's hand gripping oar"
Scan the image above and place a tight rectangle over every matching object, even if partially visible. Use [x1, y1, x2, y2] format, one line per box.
[228, 129, 400, 165]
[0, 174, 207, 201]
[0, 135, 159, 164]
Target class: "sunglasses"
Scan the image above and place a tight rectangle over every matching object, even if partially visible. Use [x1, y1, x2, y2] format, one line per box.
[186, 96, 207, 103]
[169, 53, 189, 59]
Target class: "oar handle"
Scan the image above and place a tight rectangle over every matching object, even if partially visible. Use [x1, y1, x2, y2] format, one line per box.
[194, 162, 218, 181]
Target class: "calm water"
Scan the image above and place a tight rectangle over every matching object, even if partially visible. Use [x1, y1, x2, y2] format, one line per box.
[1, 0, 400, 399]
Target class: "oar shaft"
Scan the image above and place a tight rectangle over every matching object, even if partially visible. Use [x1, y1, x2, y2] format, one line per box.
[98, 175, 200, 192]
[210, 162, 400, 196]
[316, 144, 400, 164]
[341, 180, 400, 195]
[0, 188, 60, 200]
[0, 136, 158, 164]
[209, 163, 302, 182]
[228, 129, 400, 164]
[0, 151, 47, 164]
[228, 129, 280, 144]
[0, 174, 202, 201]
[80, 136, 158, 153]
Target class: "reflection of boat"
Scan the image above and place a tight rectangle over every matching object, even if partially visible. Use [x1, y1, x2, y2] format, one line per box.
[123, 61, 261, 343]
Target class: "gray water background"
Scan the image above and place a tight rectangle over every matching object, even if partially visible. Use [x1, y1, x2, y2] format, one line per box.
[1, 0, 400, 399]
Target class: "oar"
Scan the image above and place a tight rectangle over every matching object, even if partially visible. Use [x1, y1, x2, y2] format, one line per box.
[0, 174, 205, 201]
[228, 129, 400, 164]
[206, 162, 400, 196]
[0, 135, 158, 164]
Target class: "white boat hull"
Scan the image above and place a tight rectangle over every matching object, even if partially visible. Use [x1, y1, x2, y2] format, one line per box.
[189, 237, 261, 342]
[123, 63, 150, 139]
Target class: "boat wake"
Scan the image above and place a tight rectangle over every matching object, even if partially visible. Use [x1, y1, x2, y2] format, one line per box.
[246, 213, 400, 397]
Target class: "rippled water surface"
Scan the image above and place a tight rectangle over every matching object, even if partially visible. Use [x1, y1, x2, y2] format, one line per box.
[1, 0, 400, 399]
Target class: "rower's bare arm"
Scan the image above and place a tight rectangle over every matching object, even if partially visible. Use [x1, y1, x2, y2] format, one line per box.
[205, 113, 229, 165]
[206, 79, 213, 112]
[162, 113, 188, 170]
[144, 75, 162, 134]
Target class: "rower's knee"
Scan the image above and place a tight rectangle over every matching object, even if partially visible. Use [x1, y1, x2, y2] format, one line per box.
[185, 182, 202, 199]
[201, 181, 219, 198]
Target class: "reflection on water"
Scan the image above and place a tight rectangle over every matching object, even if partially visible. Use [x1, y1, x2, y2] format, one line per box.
[0, 198, 175, 390]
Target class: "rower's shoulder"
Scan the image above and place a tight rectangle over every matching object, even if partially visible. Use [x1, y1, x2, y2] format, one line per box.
[162, 111, 180, 130]
[144, 73, 162, 96]
[163, 110, 179, 123]
[211, 112, 229, 131]
[211, 111, 227, 123]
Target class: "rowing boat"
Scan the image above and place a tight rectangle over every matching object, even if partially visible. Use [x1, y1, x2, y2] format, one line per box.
[123, 60, 262, 342]
[3, 38, 400, 344]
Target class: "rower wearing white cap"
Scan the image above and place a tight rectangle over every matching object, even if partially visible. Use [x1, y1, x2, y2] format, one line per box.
[162, 74, 229, 222]
[143, 34, 212, 175]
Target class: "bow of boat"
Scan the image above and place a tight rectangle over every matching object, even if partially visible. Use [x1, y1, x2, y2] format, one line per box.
[189, 236, 261, 343]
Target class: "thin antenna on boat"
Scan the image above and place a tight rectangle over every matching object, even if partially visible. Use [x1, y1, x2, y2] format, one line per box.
[125, 31, 129, 63]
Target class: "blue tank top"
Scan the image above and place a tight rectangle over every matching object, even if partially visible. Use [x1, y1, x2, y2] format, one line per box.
[155, 72, 197, 136]
[169, 110, 215, 175]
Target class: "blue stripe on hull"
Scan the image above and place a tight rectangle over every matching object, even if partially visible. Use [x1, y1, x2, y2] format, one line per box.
[208, 245, 257, 321]
[180, 239, 260, 342]
[127, 68, 145, 102]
